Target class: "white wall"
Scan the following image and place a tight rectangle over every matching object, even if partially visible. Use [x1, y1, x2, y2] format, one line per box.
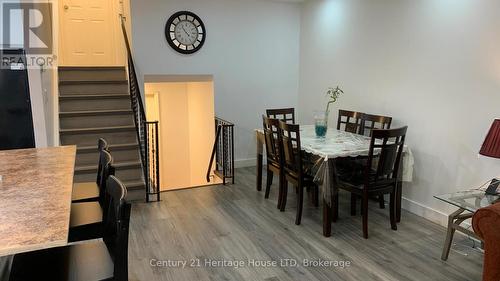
[299, 0, 500, 225]
[27, 68, 48, 147]
[130, 0, 301, 165]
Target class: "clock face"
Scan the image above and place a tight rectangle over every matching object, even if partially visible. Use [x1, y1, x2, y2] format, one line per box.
[165, 11, 206, 54]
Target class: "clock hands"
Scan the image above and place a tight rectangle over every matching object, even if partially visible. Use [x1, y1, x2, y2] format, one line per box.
[182, 25, 192, 40]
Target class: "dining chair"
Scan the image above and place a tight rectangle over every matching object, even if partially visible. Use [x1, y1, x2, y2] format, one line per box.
[278, 120, 319, 225]
[262, 116, 285, 208]
[360, 113, 392, 136]
[9, 175, 131, 281]
[335, 109, 365, 180]
[335, 110, 366, 194]
[334, 126, 407, 239]
[69, 150, 115, 242]
[266, 108, 295, 124]
[358, 113, 393, 209]
[72, 138, 109, 203]
[337, 109, 364, 134]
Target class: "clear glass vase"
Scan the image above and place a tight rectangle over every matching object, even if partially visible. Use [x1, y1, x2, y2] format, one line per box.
[314, 110, 328, 137]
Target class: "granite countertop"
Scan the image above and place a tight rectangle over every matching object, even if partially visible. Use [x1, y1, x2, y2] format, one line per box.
[0, 146, 76, 257]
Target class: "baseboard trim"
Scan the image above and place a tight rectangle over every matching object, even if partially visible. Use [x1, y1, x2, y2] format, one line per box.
[401, 197, 449, 227]
[401, 197, 477, 240]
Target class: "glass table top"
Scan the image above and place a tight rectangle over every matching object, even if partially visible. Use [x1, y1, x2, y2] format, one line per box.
[434, 190, 500, 213]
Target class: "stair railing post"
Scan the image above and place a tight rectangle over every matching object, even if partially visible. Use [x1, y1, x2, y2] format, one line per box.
[215, 119, 220, 172]
[231, 124, 235, 184]
[154, 121, 160, 201]
[145, 121, 150, 203]
[222, 124, 227, 185]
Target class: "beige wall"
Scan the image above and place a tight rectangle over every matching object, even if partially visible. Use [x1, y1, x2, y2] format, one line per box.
[187, 82, 216, 187]
[145, 81, 216, 190]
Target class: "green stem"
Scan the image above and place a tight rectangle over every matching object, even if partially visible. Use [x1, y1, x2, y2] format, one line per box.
[325, 101, 334, 114]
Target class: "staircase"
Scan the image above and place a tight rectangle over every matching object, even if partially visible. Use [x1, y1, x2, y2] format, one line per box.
[58, 66, 145, 201]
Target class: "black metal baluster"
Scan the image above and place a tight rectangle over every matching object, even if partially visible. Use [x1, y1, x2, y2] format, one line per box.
[121, 17, 160, 202]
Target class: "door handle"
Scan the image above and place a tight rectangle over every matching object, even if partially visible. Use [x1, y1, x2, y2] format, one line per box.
[64, 5, 69, 10]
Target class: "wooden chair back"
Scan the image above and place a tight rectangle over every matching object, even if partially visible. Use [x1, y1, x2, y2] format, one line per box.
[278, 120, 302, 179]
[266, 108, 295, 124]
[104, 175, 131, 281]
[360, 113, 392, 136]
[262, 116, 282, 165]
[365, 126, 407, 186]
[99, 150, 115, 206]
[95, 138, 109, 185]
[337, 109, 364, 134]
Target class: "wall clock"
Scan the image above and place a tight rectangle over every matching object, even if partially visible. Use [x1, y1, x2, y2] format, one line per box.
[165, 11, 206, 54]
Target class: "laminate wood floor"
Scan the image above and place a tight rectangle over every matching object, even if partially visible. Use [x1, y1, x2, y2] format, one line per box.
[129, 167, 483, 281]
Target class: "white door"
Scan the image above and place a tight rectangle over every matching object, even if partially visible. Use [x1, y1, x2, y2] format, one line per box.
[59, 0, 121, 66]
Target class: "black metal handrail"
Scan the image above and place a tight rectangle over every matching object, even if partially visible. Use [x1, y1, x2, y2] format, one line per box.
[206, 117, 235, 185]
[120, 17, 160, 202]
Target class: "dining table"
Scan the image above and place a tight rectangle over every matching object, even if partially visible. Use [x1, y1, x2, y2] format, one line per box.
[255, 125, 414, 237]
[0, 146, 76, 257]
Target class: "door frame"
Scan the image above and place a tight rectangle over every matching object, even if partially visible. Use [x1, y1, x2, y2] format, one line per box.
[57, 0, 131, 66]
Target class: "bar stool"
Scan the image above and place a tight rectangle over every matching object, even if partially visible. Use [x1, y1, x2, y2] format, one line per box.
[69, 150, 114, 242]
[72, 138, 109, 203]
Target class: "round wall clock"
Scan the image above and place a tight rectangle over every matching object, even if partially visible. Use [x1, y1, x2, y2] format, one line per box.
[165, 11, 206, 54]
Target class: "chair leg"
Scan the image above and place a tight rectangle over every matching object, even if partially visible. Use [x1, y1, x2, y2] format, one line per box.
[280, 181, 288, 212]
[313, 186, 319, 207]
[390, 191, 397, 230]
[378, 195, 385, 209]
[332, 192, 339, 222]
[350, 193, 357, 216]
[265, 169, 273, 199]
[277, 174, 283, 209]
[362, 194, 369, 239]
[295, 185, 304, 225]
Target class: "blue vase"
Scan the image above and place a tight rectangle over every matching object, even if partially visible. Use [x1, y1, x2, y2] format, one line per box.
[314, 110, 328, 137]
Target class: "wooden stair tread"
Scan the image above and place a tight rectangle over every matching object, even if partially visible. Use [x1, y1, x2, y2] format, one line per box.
[59, 66, 125, 71]
[59, 94, 130, 100]
[60, 125, 135, 134]
[60, 109, 133, 116]
[123, 180, 146, 189]
[75, 160, 141, 172]
[59, 80, 128, 85]
[77, 143, 139, 152]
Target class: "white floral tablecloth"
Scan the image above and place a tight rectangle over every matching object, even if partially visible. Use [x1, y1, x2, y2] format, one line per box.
[300, 126, 413, 205]
[255, 125, 414, 206]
